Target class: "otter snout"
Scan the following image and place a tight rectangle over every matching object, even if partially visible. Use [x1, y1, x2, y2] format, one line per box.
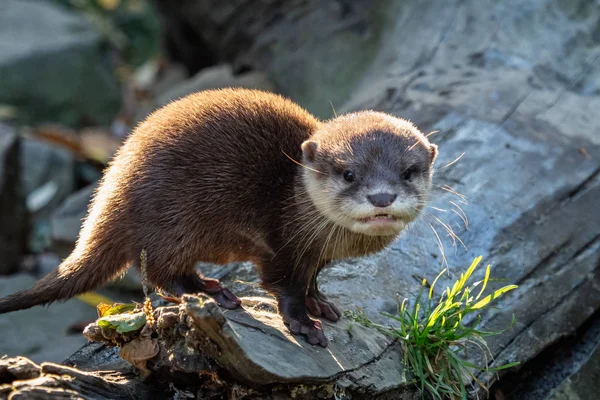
[367, 193, 397, 208]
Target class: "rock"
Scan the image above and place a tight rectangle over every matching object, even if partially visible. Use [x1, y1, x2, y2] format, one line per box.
[0, 357, 154, 400]
[547, 343, 600, 400]
[78, 295, 411, 399]
[0, 0, 120, 127]
[0, 274, 95, 363]
[183, 296, 401, 386]
[0, 123, 27, 275]
[21, 138, 74, 217]
[0, 357, 41, 383]
[152, 0, 390, 118]
[155, 64, 276, 108]
[49, 183, 96, 247]
[21, 135, 76, 253]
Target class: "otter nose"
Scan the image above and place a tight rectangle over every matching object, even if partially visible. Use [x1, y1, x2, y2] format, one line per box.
[367, 193, 397, 208]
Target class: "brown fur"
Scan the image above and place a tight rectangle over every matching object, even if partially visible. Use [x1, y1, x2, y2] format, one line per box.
[0, 88, 436, 346]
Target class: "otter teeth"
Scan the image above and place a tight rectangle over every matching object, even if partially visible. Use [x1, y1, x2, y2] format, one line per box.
[365, 214, 395, 221]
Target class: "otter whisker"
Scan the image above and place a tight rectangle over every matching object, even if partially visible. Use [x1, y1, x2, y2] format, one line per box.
[408, 140, 420, 151]
[425, 130, 439, 138]
[442, 152, 465, 169]
[449, 200, 469, 230]
[428, 222, 448, 271]
[437, 184, 468, 204]
[431, 215, 468, 251]
[282, 150, 327, 175]
[427, 206, 448, 212]
[329, 101, 338, 118]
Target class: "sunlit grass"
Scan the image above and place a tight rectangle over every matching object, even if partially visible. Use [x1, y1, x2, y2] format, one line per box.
[346, 256, 520, 400]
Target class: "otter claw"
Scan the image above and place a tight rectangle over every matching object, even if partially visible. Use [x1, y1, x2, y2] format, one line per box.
[211, 287, 242, 309]
[306, 292, 341, 322]
[287, 318, 328, 347]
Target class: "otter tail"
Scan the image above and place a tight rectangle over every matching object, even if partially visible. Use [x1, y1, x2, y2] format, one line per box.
[0, 232, 129, 314]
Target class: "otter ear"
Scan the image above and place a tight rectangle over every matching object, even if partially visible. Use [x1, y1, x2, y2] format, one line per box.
[429, 143, 438, 164]
[301, 140, 319, 163]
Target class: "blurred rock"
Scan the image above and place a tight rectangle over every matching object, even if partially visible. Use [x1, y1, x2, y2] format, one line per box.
[22, 138, 74, 217]
[0, 123, 27, 275]
[49, 183, 96, 247]
[0, 0, 121, 127]
[21, 136, 76, 253]
[155, 64, 276, 107]
[152, 0, 384, 118]
[35, 253, 61, 277]
[0, 274, 94, 363]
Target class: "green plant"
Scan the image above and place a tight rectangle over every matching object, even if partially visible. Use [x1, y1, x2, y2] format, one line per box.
[345, 256, 520, 400]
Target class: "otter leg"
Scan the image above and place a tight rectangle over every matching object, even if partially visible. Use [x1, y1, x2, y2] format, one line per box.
[306, 268, 342, 322]
[162, 272, 242, 309]
[136, 248, 241, 309]
[260, 258, 328, 347]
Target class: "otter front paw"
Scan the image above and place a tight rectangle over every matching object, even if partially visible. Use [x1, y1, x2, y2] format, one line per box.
[285, 317, 328, 347]
[306, 291, 342, 322]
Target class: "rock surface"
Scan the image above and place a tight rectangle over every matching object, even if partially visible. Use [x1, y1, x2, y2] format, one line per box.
[0, 356, 154, 400]
[547, 343, 600, 400]
[0, 0, 120, 127]
[0, 123, 27, 275]
[75, 295, 412, 399]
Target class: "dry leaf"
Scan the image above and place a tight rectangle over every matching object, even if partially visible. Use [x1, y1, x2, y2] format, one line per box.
[156, 291, 182, 304]
[119, 325, 159, 379]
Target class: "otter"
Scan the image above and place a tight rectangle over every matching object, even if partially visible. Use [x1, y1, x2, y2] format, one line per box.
[0, 89, 437, 347]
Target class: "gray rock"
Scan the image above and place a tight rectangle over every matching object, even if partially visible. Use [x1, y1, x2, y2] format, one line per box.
[0, 0, 120, 127]
[0, 274, 95, 364]
[185, 296, 402, 386]
[151, 0, 390, 118]
[50, 183, 96, 246]
[155, 64, 276, 108]
[0, 123, 27, 275]
[0, 356, 154, 400]
[22, 138, 74, 217]
[78, 296, 411, 398]
[547, 344, 600, 400]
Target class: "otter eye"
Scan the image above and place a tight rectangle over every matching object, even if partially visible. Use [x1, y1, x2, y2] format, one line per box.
[343, 170, 355, 182]
[403, 168, 413, 180]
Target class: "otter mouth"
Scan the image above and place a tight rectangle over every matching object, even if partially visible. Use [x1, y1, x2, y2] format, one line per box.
[360, 214, 398, 223]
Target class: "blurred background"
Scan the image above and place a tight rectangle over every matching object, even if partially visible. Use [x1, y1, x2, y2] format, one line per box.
[0, 1, 599, 399]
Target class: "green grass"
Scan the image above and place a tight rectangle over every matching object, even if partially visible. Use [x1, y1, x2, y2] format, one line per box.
[345, 256, 520, 400]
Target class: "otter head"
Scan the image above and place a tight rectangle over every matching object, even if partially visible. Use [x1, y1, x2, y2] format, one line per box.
[301, 111, 438, 237]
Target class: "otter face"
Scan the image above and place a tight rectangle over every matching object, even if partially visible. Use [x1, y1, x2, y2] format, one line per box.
[302, 112, 437, 237]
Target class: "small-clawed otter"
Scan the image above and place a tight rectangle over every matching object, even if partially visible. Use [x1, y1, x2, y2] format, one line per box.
[0, 89, 437, 347]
